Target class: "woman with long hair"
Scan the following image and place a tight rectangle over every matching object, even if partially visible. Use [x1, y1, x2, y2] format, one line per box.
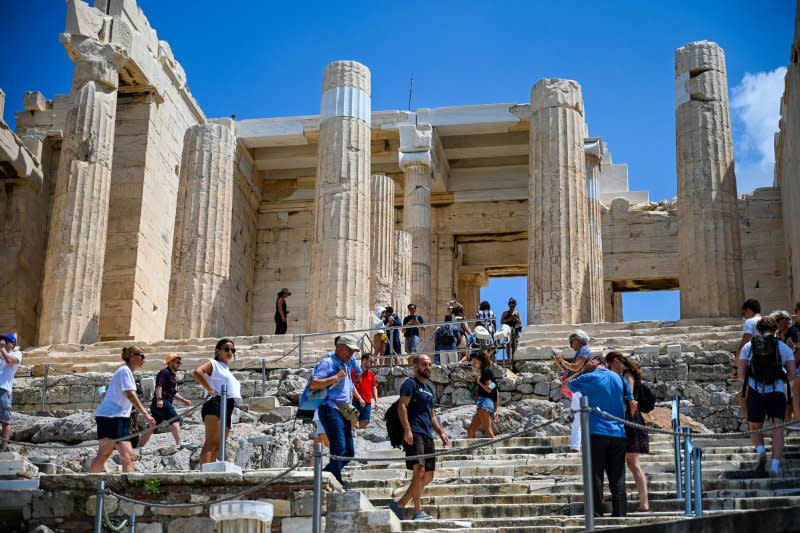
[89, 346, 155, 473]
[194, 338, 242, 465]
[467, 350, 498, 438]
[605, 351, 650, 512]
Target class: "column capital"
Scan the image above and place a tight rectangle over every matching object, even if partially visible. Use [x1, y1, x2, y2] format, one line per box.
[61, 34, 128, 90]
[399, 123, 433, 170]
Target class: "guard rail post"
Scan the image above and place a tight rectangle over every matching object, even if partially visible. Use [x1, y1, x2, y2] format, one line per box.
[683, 427, 692, 517]
[693, 447, 703, 517]
[40, 364, 50, 411]
[128, 512, 136, 533]
[219, 385, 228, 463]
[299, 336, 305, 367]
[672, 395, 682, 499]
[579, 396, 594, 531]
[312, 442, 323, 533]
[93, 480, 105, 533]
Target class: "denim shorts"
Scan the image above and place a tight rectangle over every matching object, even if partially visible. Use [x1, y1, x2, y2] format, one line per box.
[476, 396, 495, 415]
[357, 402, 372, 422]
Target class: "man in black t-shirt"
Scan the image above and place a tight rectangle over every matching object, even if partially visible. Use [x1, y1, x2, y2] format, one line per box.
[403, 304, 425, 356]
[388, 354, 449, 521]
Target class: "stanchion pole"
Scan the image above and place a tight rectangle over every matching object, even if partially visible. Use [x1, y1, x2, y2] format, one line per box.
[299, 336, 305, 367]
[128, 512, 136, 533]
[683, 428, 692, 517]
[672, 395, 682, 499]
[693, 447, 703, 517]
[312, 442, 323, 533]
[261, 358, 267, 396]
[93, 480, 105, 533]
[41, 364, 50, 411]
[579, 396, 594, 531]
[219, 385, 227, 463]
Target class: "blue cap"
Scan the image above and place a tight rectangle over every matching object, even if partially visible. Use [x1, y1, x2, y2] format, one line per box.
[2, 333, 17, 345]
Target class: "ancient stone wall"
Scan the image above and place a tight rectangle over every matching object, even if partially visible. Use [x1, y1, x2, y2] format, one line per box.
[775, 10, 800, 306]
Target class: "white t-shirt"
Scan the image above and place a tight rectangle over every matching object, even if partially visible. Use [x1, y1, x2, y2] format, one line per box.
[739, 336, 794, 394]
[743, 315, 761, 336]
[95, 365, 137, 418]
[0, 349, 22, 393]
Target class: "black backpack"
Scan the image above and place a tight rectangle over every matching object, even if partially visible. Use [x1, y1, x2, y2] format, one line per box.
[385, 379, 419, 448]
[635, 381, 657, 413]
[749, 336, 784, 385]
[435, 324, 457, 346]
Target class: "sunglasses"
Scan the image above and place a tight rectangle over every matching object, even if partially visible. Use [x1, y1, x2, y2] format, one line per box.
[134, 353, 145, 359]
[173, 360, 183, 365]
[222, 347, 236, 354]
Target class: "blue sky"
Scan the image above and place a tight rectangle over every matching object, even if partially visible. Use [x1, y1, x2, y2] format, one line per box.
[0, 0, 794, 323]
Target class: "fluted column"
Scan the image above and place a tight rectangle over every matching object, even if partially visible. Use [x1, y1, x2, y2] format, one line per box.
[399, 124, 433, 319]
[166, 123, 235, 339]
[370, 174, 395, 308]
[675, 41, 744, 317]
[392, 230, 412, 313]
[528, 79, 591, 325]
[38, 37, 126, 345]
[584, 139, 606, 322]
[307, 61, 372, 332]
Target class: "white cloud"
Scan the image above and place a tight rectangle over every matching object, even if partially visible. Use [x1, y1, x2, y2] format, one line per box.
[731, 66, 786, 193]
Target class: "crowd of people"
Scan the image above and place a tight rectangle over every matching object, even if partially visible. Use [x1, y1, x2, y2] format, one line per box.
[1, 297, 799, 521]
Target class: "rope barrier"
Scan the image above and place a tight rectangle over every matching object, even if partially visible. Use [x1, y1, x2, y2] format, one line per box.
[6, 397, 212, 450]
[329, 410, 571, 462]
[103, 460, 302, 509]
[588, 406, 800, 438]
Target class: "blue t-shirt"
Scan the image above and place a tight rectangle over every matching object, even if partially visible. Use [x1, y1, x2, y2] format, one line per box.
[564, 345, 592, 378]
[435, 324, 460, 351]
[568, 367, 633, 438]
[399, 378, 435, 438]
[313, 354, 354, 409]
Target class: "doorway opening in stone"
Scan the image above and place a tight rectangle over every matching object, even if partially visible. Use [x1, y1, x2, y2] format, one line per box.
[622, 290, 680, 322]
[479, 276, 528, 326]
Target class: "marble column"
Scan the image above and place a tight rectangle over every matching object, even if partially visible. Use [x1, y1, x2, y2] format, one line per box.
[38, 37, 126, 345]
[399, 124, 434, 319]
[392, 230, 412, 314]
[528, 79, 591, 325]
[675, 41, 744, 317]
[458, 272, 487, 319]
[370, 174, 395, 308]
[584, 139, 606, 322]
[166, 123, 235, 339]
[307, 61, 372, 332]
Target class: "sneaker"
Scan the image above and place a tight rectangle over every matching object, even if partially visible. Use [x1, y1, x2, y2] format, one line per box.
[178, 440, 197, 450]
[388, 502, 404, 520]
[768, 467, 782, 478]
[413, 510, 433, 521]
[755, 452, 767, 475]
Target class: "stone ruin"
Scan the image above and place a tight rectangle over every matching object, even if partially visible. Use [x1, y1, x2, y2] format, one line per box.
[1, 1, 800, 532]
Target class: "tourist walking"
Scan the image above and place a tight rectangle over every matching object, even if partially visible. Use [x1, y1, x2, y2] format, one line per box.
[0, 333, 22, 451]
[605, 351, 650, 512]
[310, 334, 361, 486]
[737, 317, 798, 476]
[772, 310, 799, 423]
[500, 298, 523, 359]
[568, 355, 635, 518]
[372, 305, 388, 361]
[383, 306, 403, 361]
[137, 353, 193, 449]
[388, 354, 450, 521]
[434, 315, 462, 365]
[554, 330, 592, 452]
[452, 304, 473, 362]
[467, 350, 498, 438]
[476, 300, 497, 337]
[352, 354, 378, 430]
[194, 338, 242, 466]
[403, 304, 425, 356]
[274, 288, 291, 334]
[89, 347, 156, 473]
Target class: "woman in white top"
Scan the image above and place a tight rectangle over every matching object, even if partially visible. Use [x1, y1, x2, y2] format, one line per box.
[194, 338, 242, 465]
[89, 346, 155, 473]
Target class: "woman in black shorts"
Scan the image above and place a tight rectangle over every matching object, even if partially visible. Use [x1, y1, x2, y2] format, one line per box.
[606, 351, 650, 512]
[89, 346, 155, 473]
[194, 338, 242, 466]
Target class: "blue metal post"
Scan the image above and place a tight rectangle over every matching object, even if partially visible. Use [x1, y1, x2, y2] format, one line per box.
[580, 396, 595, 531]
[672, 395, 683, 499]
[683, 428, 692, 517]
[693, 447, 703, 517]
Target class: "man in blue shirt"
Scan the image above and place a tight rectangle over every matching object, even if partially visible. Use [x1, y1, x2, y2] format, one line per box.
[311, 334, 361, 485]
[568, 356, 636, 517]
